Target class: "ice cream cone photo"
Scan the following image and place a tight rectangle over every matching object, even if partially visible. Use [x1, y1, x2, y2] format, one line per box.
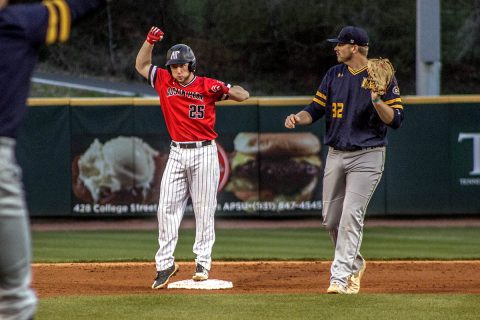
[72, 136, 167, 205]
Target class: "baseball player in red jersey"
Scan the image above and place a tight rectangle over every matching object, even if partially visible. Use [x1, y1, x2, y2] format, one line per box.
[135, 27, 249, 289]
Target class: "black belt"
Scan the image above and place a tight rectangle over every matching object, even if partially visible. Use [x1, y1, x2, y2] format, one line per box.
[332, 146, 380, 152]
[171, 140, 213, 149]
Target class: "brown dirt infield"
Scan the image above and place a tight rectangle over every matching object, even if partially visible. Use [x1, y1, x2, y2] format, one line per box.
[32, 260, 480, 297]
[31, 217, 480, 297]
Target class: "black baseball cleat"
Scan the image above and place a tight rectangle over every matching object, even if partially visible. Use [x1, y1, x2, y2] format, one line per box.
[192, 263, 209, 281]
[152, 263, 179, 289]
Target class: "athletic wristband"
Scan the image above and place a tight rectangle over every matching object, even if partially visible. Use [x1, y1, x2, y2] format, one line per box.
[372, 97, 381, 103]
[224, 83, 231, 94]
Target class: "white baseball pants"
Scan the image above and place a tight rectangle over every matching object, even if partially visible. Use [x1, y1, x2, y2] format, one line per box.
[155, 142, 219, 271]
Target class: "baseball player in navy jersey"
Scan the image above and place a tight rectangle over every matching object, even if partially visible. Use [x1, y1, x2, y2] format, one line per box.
[0, 1, 106, 318]
[135, 27, 249, 289]
[285, 26, 404, 294]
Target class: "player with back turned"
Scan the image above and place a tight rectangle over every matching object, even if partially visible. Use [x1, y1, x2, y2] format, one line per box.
[135, 27, 249, 289]
[285, 26, 404, 294]
[0, 1, 106, 319]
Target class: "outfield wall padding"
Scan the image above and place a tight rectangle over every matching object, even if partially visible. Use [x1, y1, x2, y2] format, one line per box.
[17, 96, 480, 217]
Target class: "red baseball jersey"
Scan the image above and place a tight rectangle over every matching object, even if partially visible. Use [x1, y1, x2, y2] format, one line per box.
[148, 66, 228, 142]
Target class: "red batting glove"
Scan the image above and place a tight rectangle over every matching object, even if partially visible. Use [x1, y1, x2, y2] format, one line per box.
[146, 27, 164, 45]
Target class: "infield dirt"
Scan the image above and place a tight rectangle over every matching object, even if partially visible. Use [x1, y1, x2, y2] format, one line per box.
[33, 260, 480, 297]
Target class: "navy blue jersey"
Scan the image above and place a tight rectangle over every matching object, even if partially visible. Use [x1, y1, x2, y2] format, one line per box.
[304, 64, 404, 150]
[0, 0, 104, 138]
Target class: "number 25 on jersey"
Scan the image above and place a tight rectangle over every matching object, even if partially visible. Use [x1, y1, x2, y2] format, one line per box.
[189, 104, 205, 119]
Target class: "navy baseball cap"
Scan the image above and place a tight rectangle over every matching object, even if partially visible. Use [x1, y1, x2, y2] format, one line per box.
[327, 26, 369, 46]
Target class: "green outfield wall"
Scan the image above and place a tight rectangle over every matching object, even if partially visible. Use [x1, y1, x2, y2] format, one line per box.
[18, 96, 480, 217]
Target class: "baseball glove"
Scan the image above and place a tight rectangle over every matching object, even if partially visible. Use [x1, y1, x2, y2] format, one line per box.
[361, 58, 395, 95]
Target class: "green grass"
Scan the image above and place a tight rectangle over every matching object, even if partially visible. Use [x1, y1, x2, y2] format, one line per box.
[36, 294, 480, 320]
[32, 226, 480, 320]
[32, 227, 480, 262]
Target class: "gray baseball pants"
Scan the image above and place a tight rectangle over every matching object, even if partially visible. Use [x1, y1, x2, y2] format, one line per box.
[322, 147, 385, 287]
[0, 137, 37, 320]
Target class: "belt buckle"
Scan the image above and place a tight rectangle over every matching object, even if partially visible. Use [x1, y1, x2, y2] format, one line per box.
[172, 140, 213, 149]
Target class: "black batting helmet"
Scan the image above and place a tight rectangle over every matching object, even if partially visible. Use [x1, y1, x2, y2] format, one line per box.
[165, 44, 196, 72]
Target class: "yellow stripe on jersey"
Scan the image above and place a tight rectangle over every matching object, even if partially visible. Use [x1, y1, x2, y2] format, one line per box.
[316, 91, 326, 100]
[313, 97, 326, 107]
[348, 65, 367, 75]
[52, 0, 71, 42]
[384, 97, 402, 105]
[43, 0, 71, 44]
[384, 98, 404, 109]
[43, 1, 58, 44]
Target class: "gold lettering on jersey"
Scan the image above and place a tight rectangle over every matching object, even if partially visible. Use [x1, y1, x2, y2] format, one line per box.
[167, 87, 204, 101]
[332, 102, 344, 118]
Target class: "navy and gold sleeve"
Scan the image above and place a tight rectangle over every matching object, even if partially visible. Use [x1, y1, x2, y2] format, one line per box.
[4, 0, 104, 45]
[303, 90, 327, 122]
[43, 0, 72, 44]
[382, 77, 404, 129]
[43, 0, 105, 44]
[303, 71, 332, 122]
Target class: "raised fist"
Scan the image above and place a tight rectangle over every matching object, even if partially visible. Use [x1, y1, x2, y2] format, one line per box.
[146, 26, 164, 45]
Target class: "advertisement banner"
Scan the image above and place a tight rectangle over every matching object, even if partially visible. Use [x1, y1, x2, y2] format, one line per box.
[16, 105, 71, 216]
[451, 104, 480, 212]
[215, 131, 324, 216]
[71, 105, 164, 216]
[71, 134, 167, 215]
[70, 104, 325, 216]
[18, 97, 480, 217]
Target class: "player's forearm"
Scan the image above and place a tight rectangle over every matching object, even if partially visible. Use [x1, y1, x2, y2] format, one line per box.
[135, 42, 154, 78]
[227, 85, 250, 102]
[372, 100, 394, 124]
[285, 111, 313, 129]
[295, 111, 313, 125]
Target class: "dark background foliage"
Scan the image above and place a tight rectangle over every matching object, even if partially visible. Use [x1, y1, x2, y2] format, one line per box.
[19, 0, 480, 95]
